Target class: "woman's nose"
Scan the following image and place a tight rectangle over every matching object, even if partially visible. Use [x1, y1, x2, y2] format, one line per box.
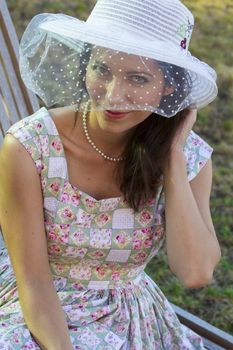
[105, 76, 128, 105]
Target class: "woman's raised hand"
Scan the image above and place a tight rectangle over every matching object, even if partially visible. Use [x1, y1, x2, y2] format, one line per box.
[171, 108, 197, 153]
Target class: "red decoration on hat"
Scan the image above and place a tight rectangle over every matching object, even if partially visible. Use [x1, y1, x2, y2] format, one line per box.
[181, 38, 187, 49]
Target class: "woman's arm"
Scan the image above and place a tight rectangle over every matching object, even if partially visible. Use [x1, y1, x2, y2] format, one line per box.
[164, 149, 221, 289]
[18, 280, 73, 350]
[0, 135, 73, 350]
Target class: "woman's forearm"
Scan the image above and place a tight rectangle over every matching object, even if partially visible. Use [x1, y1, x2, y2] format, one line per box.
[163, 150, 221, 288]
[18, 279, 73, 350]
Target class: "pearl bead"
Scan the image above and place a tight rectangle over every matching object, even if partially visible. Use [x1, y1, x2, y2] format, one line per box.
[81, 101, 124, 162]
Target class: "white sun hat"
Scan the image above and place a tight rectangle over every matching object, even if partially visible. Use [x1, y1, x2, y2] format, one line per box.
[19, 0, 218, 118]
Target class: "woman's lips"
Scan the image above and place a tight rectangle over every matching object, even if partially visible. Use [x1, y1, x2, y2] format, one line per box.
[104, 110, 130, 119]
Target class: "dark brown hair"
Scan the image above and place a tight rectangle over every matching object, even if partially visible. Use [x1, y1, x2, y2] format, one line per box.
[117, 109, 188, 211]
[74, 44, 191, 211]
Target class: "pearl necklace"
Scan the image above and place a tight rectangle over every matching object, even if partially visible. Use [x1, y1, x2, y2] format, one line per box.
[82, 101, 124, 162]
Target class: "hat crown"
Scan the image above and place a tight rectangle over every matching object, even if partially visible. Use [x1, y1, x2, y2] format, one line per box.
[87, 0, 194, 50]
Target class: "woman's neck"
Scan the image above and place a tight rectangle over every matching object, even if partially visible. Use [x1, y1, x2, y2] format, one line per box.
[86, 110, 133, 157]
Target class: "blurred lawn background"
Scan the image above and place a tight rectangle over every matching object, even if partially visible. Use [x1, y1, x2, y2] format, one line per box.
[6, 0, 233, 333]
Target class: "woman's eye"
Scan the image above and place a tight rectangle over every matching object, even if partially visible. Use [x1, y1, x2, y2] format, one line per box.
[131, 76, 149, 84]
[92, 64, 109, 76]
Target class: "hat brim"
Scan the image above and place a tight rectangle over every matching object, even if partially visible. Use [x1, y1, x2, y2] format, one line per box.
[39, 17, 218, 110]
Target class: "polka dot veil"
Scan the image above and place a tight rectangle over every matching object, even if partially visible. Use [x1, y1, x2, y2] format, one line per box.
[19, 13, 216, 118]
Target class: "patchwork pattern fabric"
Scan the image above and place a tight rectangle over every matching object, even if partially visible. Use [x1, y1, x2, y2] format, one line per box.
[0, 108, 213, 349]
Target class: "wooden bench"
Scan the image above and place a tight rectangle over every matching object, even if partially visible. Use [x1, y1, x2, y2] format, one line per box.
[171, 303, 233, 349]
[0, 0, 39, 143]
[0, 1, 232, 348]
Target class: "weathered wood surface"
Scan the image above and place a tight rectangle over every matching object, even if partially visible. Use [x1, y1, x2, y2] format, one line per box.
[171, 303, 233, 349]
[0, 0, 39, 142]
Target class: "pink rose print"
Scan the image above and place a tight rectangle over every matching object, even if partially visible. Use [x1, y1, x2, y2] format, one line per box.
[115, 324, 127, 334]
[114, 231, 130, 248]
[12, 331, 20, 344]
[91, 307, 109, 321]
[64, 246, 87, 258]
[40, 162, 46, 172]
[61, 192, 70, 202]
[59, 207, 75, 222]
[154, 227, 164, 238]
[133, 238, 143, 250]
[48, 230, 57, 241]
[140, 211, 152, 223]
[71, 193, 81, 205]
[72, 282, 85, 291]
[106, 262, 117, 270]
[60, 223, 70, 229]
[35, 160, 43, 173]
[51, 138, 62, 154]
[95, 213, 111, 227]
[111, 271, 121, 280]
[80, 295, 88, 303]
[136, 210, 153, 226]
[63, 208, 73, 218]
[49, 181, 60, 194]
[52, 262, 66, 274]
[88, 250, 105, 259]
[59, 231, 69, 244]
[93, 323, 105, 333]
[141, 227, 152, 235]
[41, 176, 47, 190]
[73, 230, 88, 244]
[48, 244, 61, 254]
[132, 251, 147, 263]
[35, 121, 43, 130]
[22, 340, 36, 349]
[95, 266, 107, 278]
[85, 198, 97, 209]
[192, 138, 202, 146]
[133, 228, 153, 250]
[144, 238, 153, 248]
[101, 214, 110, 223]
[47, 224, 69, 244]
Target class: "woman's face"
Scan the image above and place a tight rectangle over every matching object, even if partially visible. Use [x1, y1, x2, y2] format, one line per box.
[85, 47, 173, 133]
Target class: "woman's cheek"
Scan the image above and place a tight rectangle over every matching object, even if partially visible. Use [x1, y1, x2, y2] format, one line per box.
[86, 77, 106, 101]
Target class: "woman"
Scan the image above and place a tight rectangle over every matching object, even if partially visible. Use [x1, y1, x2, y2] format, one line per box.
[0, 0, 221, 349]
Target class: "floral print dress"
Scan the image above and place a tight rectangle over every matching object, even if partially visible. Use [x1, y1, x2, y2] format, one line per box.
[0, 107, 213, 349]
